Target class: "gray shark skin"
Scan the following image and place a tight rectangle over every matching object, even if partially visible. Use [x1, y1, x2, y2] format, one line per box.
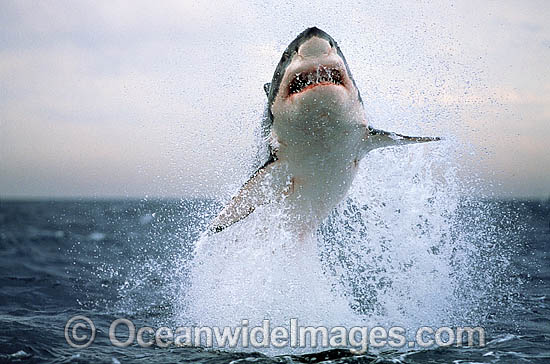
[209, 27, 440, 236]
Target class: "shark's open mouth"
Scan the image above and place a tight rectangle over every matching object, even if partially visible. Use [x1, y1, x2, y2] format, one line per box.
[288, 66, 344, 95]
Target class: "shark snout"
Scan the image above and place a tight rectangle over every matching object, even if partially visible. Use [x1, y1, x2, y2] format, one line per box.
[298, 36, 332, 58]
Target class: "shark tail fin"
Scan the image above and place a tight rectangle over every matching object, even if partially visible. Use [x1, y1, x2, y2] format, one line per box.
[363, 126, 441, 154]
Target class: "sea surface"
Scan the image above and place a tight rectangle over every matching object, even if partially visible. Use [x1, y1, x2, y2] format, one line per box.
[0, 198, 549, 363]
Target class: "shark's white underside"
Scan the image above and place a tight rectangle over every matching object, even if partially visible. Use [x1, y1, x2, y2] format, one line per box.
[270, 83, 366, 232]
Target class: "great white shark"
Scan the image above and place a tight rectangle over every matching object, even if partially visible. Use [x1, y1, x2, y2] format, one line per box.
[208, 27, 440, 236]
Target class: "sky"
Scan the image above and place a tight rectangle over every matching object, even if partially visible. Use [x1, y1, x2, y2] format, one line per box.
[0, 0, 549, 199]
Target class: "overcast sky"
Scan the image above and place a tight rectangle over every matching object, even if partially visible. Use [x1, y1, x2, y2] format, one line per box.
[1, 0, 549, 199]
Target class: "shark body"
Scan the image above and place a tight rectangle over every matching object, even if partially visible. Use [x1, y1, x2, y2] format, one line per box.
[209, 27, 439, 236]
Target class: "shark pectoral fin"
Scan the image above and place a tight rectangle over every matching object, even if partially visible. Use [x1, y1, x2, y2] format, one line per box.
[208, 160, 284, 234]
[363, 126, 441, 154]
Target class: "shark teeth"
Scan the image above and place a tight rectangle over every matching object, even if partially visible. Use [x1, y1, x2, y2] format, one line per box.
[288, 66, 344, 95]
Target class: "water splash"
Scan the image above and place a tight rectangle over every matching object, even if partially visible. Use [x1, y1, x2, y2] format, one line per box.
[318, 143, 462, 329]
[180, 202, 358, 329]
[174, 138, 520, 354]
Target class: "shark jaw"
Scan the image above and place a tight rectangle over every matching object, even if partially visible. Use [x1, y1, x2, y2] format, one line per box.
[270, 35, 365, 145]
[287, 66, 345, 96]
[271, 35, 361, 117]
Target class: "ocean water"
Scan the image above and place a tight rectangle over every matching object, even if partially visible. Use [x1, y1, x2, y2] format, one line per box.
[0, 195, 549, 363]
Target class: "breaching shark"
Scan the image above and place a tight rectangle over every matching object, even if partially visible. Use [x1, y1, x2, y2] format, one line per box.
[208, 27, 440, 236]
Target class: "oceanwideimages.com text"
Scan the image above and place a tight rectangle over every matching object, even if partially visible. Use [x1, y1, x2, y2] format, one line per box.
[65, 316, 486, 353]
